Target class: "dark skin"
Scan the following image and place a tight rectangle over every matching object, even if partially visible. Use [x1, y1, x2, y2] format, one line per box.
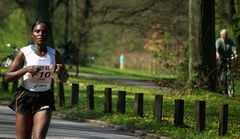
[4, 22, 68, 139]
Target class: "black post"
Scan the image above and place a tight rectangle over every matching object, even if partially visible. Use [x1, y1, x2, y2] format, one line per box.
[1, 75, 8, 92]
[50, 78, 55, 104]
[117, 91, 126, 114]
[219, 104, 228, 135]
[153, 95, 163, 123]
[71, 83, 79, 107]
[174, 99, 184, 126]
[51, 78, 54, 93]
[58, 82, 65, 107]
[104, 88, 112, 113]
[12, 80, 18, 93]
[195, 100, 205, 131]
[134, 93, 144, 117]
[87, 85, 94, 110]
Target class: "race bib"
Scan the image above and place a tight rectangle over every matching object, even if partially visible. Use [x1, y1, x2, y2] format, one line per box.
[25, 65, 54, 90]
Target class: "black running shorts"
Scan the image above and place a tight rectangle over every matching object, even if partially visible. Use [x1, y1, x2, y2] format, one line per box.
[8, 86, 56, 116]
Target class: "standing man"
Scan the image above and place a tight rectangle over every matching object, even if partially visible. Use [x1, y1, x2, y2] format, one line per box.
[216, 29, 237, 61]
[216, 29, 238, 96]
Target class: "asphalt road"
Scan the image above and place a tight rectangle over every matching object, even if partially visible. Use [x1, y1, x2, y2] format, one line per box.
[71, 72, 168, 90]
[0, 105, 140, 139]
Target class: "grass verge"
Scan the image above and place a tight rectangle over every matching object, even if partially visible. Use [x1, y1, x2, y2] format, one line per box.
[1, 71, 240, 138]
[53, 76, 240, 139]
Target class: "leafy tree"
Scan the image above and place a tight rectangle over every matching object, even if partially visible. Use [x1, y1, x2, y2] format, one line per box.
[0, 0, 16, 24]
[215, 0, 240, 47]
[2, 0, 189, 73]
[72, 0, 188, 65]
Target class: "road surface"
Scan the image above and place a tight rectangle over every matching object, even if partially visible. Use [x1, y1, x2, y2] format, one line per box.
[70, 72, 171, 90]
[0, 105, 140, 139]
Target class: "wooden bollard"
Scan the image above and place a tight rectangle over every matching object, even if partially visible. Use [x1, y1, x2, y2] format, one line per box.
[87, 85, 94, 110]
[195, 100, 205, 131]
[50, 79, 55, 104]
[153, 95, 163, 123]
[58, 82, 65, 107]
[71, 83, 79, 106]
[134, 93, 144, 116]
[219, 104, 228, 135]
[117, 91, 126, 114]
[1, 75, 8, 92]
[12, 80, 18, 93]
[104, 88, 112, 113]
[174, 99, 184, 126]
[51, 78, 54, 93]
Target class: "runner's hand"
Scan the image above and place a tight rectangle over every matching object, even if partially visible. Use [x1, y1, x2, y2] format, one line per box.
[55, 64, 66, 75]
[25, 65, 40, 75]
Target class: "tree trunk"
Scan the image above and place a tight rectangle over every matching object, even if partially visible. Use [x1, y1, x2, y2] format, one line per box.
[189, 0, 216, 91]
[75, 0, 92, 65]
[15, 0, 54, 47]
[64, 0, 69, 44]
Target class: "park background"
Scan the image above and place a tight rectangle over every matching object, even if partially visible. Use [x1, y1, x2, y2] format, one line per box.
[1, 0, 240, 138]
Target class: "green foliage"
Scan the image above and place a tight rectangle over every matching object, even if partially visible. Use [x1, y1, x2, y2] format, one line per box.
[0, 0, 189, 75]
[88, 25, 144, 67]
[232, 15, 240, 45]
[0, 9, 28, 52]
[162, 31, 170, 49]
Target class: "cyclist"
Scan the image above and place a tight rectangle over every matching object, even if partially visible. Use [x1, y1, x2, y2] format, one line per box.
[4, 20, 69, 139]
[216, 29, 238, 96]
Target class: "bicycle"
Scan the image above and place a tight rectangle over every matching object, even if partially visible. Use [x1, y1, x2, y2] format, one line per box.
[0, 43, 19, 68]
[59, 41, 79, 76]
[217, 57, 235, 97]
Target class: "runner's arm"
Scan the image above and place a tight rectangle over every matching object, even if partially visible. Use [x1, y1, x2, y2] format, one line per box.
[4, 51, 38, 82]
[55, 50, 69, 83]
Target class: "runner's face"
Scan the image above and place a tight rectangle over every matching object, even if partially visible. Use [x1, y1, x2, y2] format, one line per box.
[32, 23, 49, 47]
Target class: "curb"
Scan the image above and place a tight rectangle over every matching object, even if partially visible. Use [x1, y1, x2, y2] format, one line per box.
[52, 113, 176, 139]
[0, 101, 176, 139]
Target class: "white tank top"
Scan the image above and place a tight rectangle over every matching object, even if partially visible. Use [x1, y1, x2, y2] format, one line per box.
[21, 44, 55, 92]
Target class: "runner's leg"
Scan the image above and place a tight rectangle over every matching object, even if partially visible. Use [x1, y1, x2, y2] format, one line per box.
[16, 112, 33, 139]
[32, 110, 52, 139]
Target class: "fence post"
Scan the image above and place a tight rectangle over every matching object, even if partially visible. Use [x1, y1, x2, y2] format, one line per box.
[104, 88, 112, 113]
[1, 75, 8, 92]
[174, 99, 184, 126]
[50, 79, 55, 104]
[12, 80, 18, 93]
[117, 91, 126, 114]
[219, 104, 228, 136]
[134, 93, 144, 116]
[71, 83, 79, 107]
[58, 82, 65, 107]
[153, 95, 163, 123]
[51, 78, 54, 93]
[195, 100, 205, 131]
[87, 85, 94, 110]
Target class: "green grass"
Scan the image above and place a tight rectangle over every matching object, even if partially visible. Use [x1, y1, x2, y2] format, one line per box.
[53, 76, 240, 139]
[1, 69, 240, 138]
[77, 64, 175, 80]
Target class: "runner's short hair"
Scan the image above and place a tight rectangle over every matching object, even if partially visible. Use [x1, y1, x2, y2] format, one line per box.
[31, 20, 51, 32]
